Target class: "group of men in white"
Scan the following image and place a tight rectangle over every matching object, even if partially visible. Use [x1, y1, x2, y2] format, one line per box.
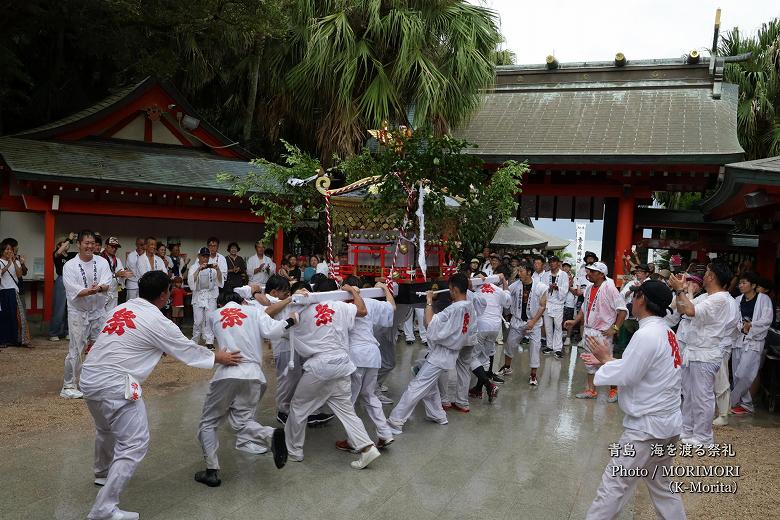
[57, 230, 773, 520]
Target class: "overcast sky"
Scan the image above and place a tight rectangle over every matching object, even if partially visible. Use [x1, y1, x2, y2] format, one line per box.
[482, 0, 780, 64]
[480, 1, 779, 257]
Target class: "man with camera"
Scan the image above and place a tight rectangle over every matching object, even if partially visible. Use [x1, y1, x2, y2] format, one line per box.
[188, 247, 223, 349]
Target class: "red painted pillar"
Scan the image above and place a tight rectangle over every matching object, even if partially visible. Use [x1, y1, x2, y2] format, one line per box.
[43, 210, 55, 322]
[273, 228, 284, 267]
[614, 195, 635, 287]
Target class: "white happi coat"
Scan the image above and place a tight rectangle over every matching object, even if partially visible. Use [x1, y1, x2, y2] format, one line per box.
[293, 300, 358, 380]
[63, 255, 113, 316]
[209, 301, 287, 384]
[684, 291, 735, 365]
[581, 280, 627, 333]
[594, 316, 683, 439]
[188, 265, 220, 307]
[425, 300, 475, 370]
[209, 253, 228, 288]
[124, 249, 141, 292]
[470, 283, 510, 333]
[135, 254, 166, 278]
[246, 254, 275, 285]
[80, 298, 215, 399]
[734, 293, 773, 353]
[540, 269, 569, 313]
[508, 279, 548, 329]
[348, 297, 394, 369]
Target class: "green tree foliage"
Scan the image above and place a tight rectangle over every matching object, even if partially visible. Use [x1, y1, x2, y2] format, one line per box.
[719, 18, 780, 160]
[263, 0, 503, 161]
[223, 129, 526, 257]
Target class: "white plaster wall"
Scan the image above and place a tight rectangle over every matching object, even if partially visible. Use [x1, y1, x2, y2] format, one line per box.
[54, 214, 267, 266]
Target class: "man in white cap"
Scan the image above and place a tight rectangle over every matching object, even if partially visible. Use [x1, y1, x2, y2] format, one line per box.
[61, 230, 113, 399]
[564, 261, 627, 400]
[100, 237, 133, 312]
[80, 271, 241, 520]
[581, 280, 686, 520]
[189, 247, 222, 349]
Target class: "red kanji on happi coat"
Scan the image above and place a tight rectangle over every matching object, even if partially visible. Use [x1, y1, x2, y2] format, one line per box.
[315, 304, 335, 326]
[481, 284, 495, 294]
[130, 382, 139, 401]
[220, 307, 248, 328]
[461, 313, 470, 334]
[102, 309, 137, 336]
[667, 330, 682, 368]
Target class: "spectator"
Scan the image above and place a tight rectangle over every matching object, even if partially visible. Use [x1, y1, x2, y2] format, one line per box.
[170, 276, 189, 329]
[247, 241, 275, 285]
[0, 240, 29, 347]
[167, 242, 190, 279]
[206, 237, 228, 291]
[49, 234, 78, 341]
[224, 242, 247, 293]
[124, 237, 145, 300]
[304, 255, 319, 283]
[156, 242, 173, 277]
[280, 254, 302, 282]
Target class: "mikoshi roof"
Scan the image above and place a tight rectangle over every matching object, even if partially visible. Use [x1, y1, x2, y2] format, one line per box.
[453, 57, 744, 165]
[491, 219, 570, 250]
[0, 137, 278, 195]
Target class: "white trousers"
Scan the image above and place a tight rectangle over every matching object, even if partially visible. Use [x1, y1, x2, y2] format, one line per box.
[63, 310, 105, 389]
[730, 348, 761, 413]
[125, 288, 138, 300]
[505, 323, 542, 368]
[454, 345, 477, 407]
[681, 361, 720, 444]
[474, 330, 499, 367]
[403, 307, 427, 342]
[192, 300, 217, 344]
[285, 372, 373, 459]
[583, 328, 613, 376]
[197, 378, 274, 470]
[86, 398, 150, 520]
[274, 350, 302, 414]
[543, 307, 564, 353]
[375, 323, 396, 385]
[388, 361, 448, 426]
[714, 351, 731, 416]
[586, 429, 686, 520]
[105, 292, 119, 313]
[351, 367, 393, 439]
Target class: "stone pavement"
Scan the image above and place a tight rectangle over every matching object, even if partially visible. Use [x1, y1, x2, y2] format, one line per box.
[1, 340, 635, 520]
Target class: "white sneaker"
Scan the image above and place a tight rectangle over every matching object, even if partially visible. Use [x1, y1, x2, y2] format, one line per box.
[387, 420, 403, 436]
[236, 442, 268, 455]
[288, 453, 304, 462]
[529, 376, 538, 386]
[680, 437, 703, 447]
[60, 388, 84, 399]
[378, 383, 389, 393]
[49, 336, 60, 342]
[496, 337, 504, 345]
[65, 334, 70, 340]
[376, 393, 394, 405]
[108, 509, 139, 520]
[94, 477, 107, 486]
[712, 416, 729, 427]
[424, 416, 448, 425]
[351, 446, 381, 469]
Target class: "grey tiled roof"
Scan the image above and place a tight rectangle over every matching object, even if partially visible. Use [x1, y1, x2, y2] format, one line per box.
[16, 80, 148, 137]
[453, 83, 744, 164]
[727, 156, 780, 174]
[0, 137, 278, 194]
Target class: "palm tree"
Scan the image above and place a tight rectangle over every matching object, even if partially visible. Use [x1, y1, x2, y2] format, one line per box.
[719, 18, 780, 160]
[262, 0, 503, 161]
